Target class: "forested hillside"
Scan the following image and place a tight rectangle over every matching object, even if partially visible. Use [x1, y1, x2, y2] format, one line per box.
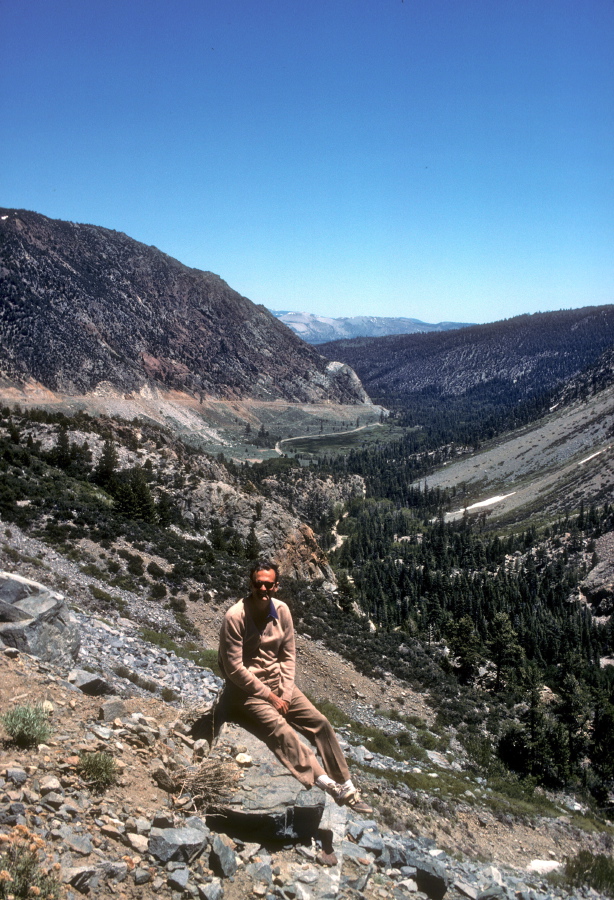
[302, 441, 613, 815]
[321, 306, 614, 448]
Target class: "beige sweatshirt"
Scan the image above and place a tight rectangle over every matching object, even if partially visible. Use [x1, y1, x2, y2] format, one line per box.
[218, 597, 296, 702]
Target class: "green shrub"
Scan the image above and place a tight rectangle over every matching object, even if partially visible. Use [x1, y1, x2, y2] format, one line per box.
[416, 730, 440, 750]
[169, 595, 187, 613]
[306, 696, 347, 728]
[127, 554, 144, 576]
[139, 628, 176, 652]
[135, 674, 159, 693]
[77, 751, 119, 791]
[190, 648, 222, 677]
[174, 610, 199, 636]
[81, 562, 106, 577]
[397, 730, 428, 761]
[138, 628, 222, 677]
[365, 730, 399, 757]
[1, 704, 52, 747]
[111, 664, 158, 692]
[0, 825, 62, 899]
[90, 584, 126, 613]
[149, 582, 167, 600]
[161, 686, 181, 702]
[488, 773, 537, 802]
[559, 850, 614, 896]
[147, 560, 165, 579]
[461, 732, 495, 774]
[109, 573, 138, 592]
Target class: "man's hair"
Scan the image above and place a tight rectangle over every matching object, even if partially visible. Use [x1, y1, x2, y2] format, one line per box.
[249, 560, 280, 582]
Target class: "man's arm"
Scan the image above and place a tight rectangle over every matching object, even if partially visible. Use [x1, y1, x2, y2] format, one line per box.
[277, 604, 296, 703]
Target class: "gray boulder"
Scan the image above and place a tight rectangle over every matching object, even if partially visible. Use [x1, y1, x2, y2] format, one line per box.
[358, 830, 385, 856]
[206, 722, 326, 842]
[167, 866, 190, 890]
[0, 572, 80, 664]
[209, 834, 237, 878]
[67, 668, 115, 696]
[199, 879, 224, 900]
[478, 888, 509, 900]
[148, 826, 209, 864]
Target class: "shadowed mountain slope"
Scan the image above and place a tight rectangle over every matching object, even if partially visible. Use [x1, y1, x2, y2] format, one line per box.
[0, 209, 367, 405]
[320, 307, 614, 405]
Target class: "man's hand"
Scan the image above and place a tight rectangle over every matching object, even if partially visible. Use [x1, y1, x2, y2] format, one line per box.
[269, 693, 289, 715]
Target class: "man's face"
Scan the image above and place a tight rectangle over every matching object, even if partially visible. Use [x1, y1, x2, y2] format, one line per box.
[249, 568, 278, 611]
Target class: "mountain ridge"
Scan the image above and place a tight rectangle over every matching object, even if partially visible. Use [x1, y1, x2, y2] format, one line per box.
[269, 309, 472, 343]
[320, 306, 614, 404]
[0, 208, 368, 406]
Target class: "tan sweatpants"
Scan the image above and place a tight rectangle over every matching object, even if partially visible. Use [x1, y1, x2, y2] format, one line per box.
[225, 683, 351, 788]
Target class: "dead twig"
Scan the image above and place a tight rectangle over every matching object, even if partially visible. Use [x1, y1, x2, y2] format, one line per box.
[179, 758, 241, 808]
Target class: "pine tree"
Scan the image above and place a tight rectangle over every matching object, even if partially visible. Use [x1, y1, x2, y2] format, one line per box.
[113, 468, 156, 522]
[556, 673, 592, 774]
[94, 436, 118, 487]
[156, 492, 176, 527]
[54, 425, 71, 469]
[245, 526, 261, 560]
[488, 612, 523, 692]
[448, 615, 482, 683]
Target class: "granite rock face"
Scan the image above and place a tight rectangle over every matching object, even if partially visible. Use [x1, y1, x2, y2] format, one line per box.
[0, 571, 80, 664]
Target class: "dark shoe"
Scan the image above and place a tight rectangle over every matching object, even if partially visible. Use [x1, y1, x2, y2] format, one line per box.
[316, 850, 338, 867]
[328, 784, 373, 815]
[341, 790, 373, 815]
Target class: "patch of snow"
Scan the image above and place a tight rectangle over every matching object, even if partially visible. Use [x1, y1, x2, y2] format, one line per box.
[578, 446, 610, 466]
[527, 860, 560, 875]
[463, 492, 516, 511]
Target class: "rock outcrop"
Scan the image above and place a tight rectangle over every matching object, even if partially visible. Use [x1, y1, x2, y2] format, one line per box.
[0, 571, 80, 664]
[580, 532, 614, 618]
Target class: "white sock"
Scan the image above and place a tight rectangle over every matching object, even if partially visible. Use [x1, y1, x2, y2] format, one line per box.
[340, 779, 355, 792]
[316, 774, 337, 789]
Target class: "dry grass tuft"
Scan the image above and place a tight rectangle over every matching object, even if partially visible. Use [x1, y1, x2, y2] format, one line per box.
[180, 758, 241, 807]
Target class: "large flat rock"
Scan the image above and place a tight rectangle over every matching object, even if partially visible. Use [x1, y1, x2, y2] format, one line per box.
[206, 722, 327, 842]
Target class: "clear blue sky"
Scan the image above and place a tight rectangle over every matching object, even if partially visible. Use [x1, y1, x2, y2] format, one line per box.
[2, 0, 613, 324]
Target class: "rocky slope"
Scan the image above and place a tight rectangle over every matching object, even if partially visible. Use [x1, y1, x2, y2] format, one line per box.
[0, 209, 367, 406]
[0, 556, 612, 900]
[0, 410, 364, 584]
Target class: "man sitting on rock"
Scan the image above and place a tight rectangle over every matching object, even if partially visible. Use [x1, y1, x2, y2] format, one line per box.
[218, 559, 372, 815]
